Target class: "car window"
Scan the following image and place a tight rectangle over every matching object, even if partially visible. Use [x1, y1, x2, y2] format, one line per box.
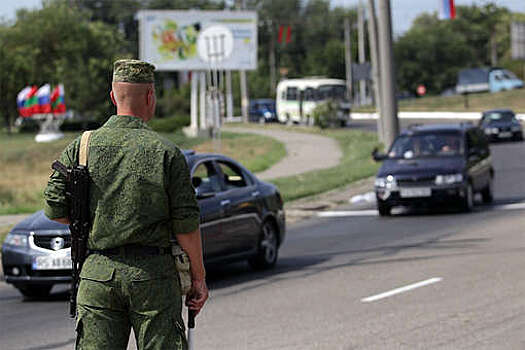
[217, 161, 249, 190]
[192, 161, 222, 194]
[388, 133, 464, 159]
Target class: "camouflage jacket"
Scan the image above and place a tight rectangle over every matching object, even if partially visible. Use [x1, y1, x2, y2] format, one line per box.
[44, 115, 200, 250]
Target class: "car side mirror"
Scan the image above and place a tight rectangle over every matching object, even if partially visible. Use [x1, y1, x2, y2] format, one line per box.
[372, 147, 387, 162]
[192, 177, 202, 189]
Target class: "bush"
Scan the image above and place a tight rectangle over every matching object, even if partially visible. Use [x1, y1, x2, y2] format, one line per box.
[148, 115, 190, 132]
[312, 100, 340, 129]
[60, 119, 102, 131]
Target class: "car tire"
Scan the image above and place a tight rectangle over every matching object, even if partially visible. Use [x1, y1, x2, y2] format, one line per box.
[481, 177, 494, 204]
[17, 285, 52, 299]
[249, 220, 279, 270]
[462, 183, 474, 212]
[377, 202, 391, 216]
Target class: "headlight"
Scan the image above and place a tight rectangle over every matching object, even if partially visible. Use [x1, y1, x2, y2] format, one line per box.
[491, 128, 499, 134]
[375, 175, 397, 189]
[435, 174, 463, 185]
[264, 111, 272, 119]
[4, 233, 28, 247]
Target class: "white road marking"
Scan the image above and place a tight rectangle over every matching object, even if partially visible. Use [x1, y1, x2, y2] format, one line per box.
[361, 277, 443, 303]
[491, 202, 525, 211]
[317, 201, 525, 218]
[317, 210, 378, 217]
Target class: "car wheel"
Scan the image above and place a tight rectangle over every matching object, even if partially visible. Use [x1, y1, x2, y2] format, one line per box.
[249, 220, 279, 270]
[377, 202, 391, 216]
[481, 177, 494, 204]
[16, 285, 52, 299]
[462, 183, 474, 212]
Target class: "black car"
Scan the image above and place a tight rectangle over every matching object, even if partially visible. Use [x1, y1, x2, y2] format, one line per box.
[1, 151, 285, 297]
[248, 99, 277, 124]
[479, 109, 523, 142]
[372, 124, 494, 216]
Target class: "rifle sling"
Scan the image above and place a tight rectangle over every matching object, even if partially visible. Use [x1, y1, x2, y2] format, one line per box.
[79, 131, 93, 167]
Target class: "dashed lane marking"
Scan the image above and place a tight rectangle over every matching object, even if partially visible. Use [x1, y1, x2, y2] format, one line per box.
[361, 277, 443, 303]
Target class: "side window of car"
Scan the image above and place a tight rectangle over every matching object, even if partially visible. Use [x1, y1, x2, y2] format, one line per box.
[192, 161, 222, 194]
[217, 162, 249, 191]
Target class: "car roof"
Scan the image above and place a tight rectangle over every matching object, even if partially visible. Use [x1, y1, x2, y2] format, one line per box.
[183, 150, 243, 166]
[482, 109, 514, 115]
[400, 123, 474, 136]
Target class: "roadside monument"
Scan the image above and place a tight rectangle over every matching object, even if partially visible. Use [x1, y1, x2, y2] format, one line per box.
[16, 84, 67, 143]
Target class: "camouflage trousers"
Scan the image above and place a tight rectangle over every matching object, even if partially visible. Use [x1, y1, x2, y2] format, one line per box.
[75, 253, 187, 350]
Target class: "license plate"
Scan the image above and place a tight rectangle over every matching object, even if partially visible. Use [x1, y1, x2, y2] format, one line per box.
[498, 132, 512, 138]
[399, 187, 431, 198]
[32, 254, 72, 270]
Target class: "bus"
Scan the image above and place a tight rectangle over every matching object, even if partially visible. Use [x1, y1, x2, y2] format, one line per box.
[276, 78, 351, 125]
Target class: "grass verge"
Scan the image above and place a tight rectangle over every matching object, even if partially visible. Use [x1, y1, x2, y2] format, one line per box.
[353, 89, 525, 113]
[226, 123, 381, 202]
[0, 130, 285, 215]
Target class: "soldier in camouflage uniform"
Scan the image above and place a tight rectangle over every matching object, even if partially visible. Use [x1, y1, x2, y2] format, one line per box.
[44, 59, 208, 350]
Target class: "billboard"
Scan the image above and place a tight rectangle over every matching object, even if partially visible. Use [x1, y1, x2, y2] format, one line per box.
[137, 10, 258, 71]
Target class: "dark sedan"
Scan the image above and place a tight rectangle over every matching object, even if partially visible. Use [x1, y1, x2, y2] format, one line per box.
[1, 151, 286, 298]
[480, 109, 523, 142]
[373, 124, 494, 216]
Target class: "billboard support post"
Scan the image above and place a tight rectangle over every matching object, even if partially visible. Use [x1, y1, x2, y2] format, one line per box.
[199, 72, 207, 130]
[189, 71, 199, 136]
[226, 70, 233, 120]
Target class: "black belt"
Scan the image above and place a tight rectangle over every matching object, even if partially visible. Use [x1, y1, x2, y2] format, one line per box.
[89, 245, 171, 257]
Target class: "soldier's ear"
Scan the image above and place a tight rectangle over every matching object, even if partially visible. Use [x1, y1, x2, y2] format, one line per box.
[110, 90, 117, 107]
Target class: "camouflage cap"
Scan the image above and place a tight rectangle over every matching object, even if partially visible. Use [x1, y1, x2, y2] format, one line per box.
[112, 59, 156, 84]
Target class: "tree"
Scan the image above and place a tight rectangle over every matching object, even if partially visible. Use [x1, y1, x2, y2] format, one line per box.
[0, 1, 127, 130]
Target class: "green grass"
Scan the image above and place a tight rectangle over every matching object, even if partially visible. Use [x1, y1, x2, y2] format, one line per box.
[353, 89, 525, 113]
[0, 130, 285, 215]
[227, 123, 381, 202]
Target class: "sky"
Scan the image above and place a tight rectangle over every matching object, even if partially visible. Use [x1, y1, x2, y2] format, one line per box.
[1, 0, 524, 34]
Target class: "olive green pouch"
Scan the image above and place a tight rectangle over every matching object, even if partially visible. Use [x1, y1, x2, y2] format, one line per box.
[172, 245, 192, 295]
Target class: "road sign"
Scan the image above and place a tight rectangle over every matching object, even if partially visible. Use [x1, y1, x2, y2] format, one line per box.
[511, 21, 525, 60]
[416, 85, 426, 96]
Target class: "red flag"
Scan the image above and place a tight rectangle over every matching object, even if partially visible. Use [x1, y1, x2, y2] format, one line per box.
[449, 0, 456, 19]
[286, 26, 292, 44]
[278, 25, 284, 44]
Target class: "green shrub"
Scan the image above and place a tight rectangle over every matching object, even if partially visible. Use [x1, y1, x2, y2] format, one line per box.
[312, 100, 340, 129]
[148, 115, 190, 132]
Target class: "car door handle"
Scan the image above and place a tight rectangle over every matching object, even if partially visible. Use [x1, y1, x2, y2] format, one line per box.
[251, 191, 260, 197]
[220, 199, 231, 206]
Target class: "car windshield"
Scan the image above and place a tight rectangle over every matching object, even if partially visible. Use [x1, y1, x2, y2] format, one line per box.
[388, 133, 464, 159]
[317, 84, 346, 100]
[482, 112, 515, 124]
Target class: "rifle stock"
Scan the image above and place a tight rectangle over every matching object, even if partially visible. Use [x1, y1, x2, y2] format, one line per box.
[52, 160, 90, 318]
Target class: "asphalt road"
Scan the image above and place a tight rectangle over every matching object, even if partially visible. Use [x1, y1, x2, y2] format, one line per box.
[1, 127, 525, 349]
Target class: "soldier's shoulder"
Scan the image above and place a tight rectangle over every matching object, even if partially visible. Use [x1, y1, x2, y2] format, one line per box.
[156, 134, 184, 157]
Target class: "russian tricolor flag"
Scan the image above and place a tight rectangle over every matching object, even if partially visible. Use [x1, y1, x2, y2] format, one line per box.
[37, 84, 52, 114]
[439, 0, 456, 20]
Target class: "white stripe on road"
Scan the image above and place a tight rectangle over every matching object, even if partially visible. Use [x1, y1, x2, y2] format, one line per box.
[491, 202, 525, 211]
[317, 201, 525, 218]
[361, 277, 443, 303]
[317, 210, 379, 217]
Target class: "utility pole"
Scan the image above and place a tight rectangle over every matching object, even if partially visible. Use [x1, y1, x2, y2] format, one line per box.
[236, 0, 249, 123]
[269, 20, 277, 92]
[377, 0, 399, 147]
[366, 0, 383, 142]
[358, 1, 367, 106]
[344, 18, 353, 102]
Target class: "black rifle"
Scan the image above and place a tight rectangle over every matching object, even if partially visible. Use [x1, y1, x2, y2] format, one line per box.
[52, 160, 90, 318]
